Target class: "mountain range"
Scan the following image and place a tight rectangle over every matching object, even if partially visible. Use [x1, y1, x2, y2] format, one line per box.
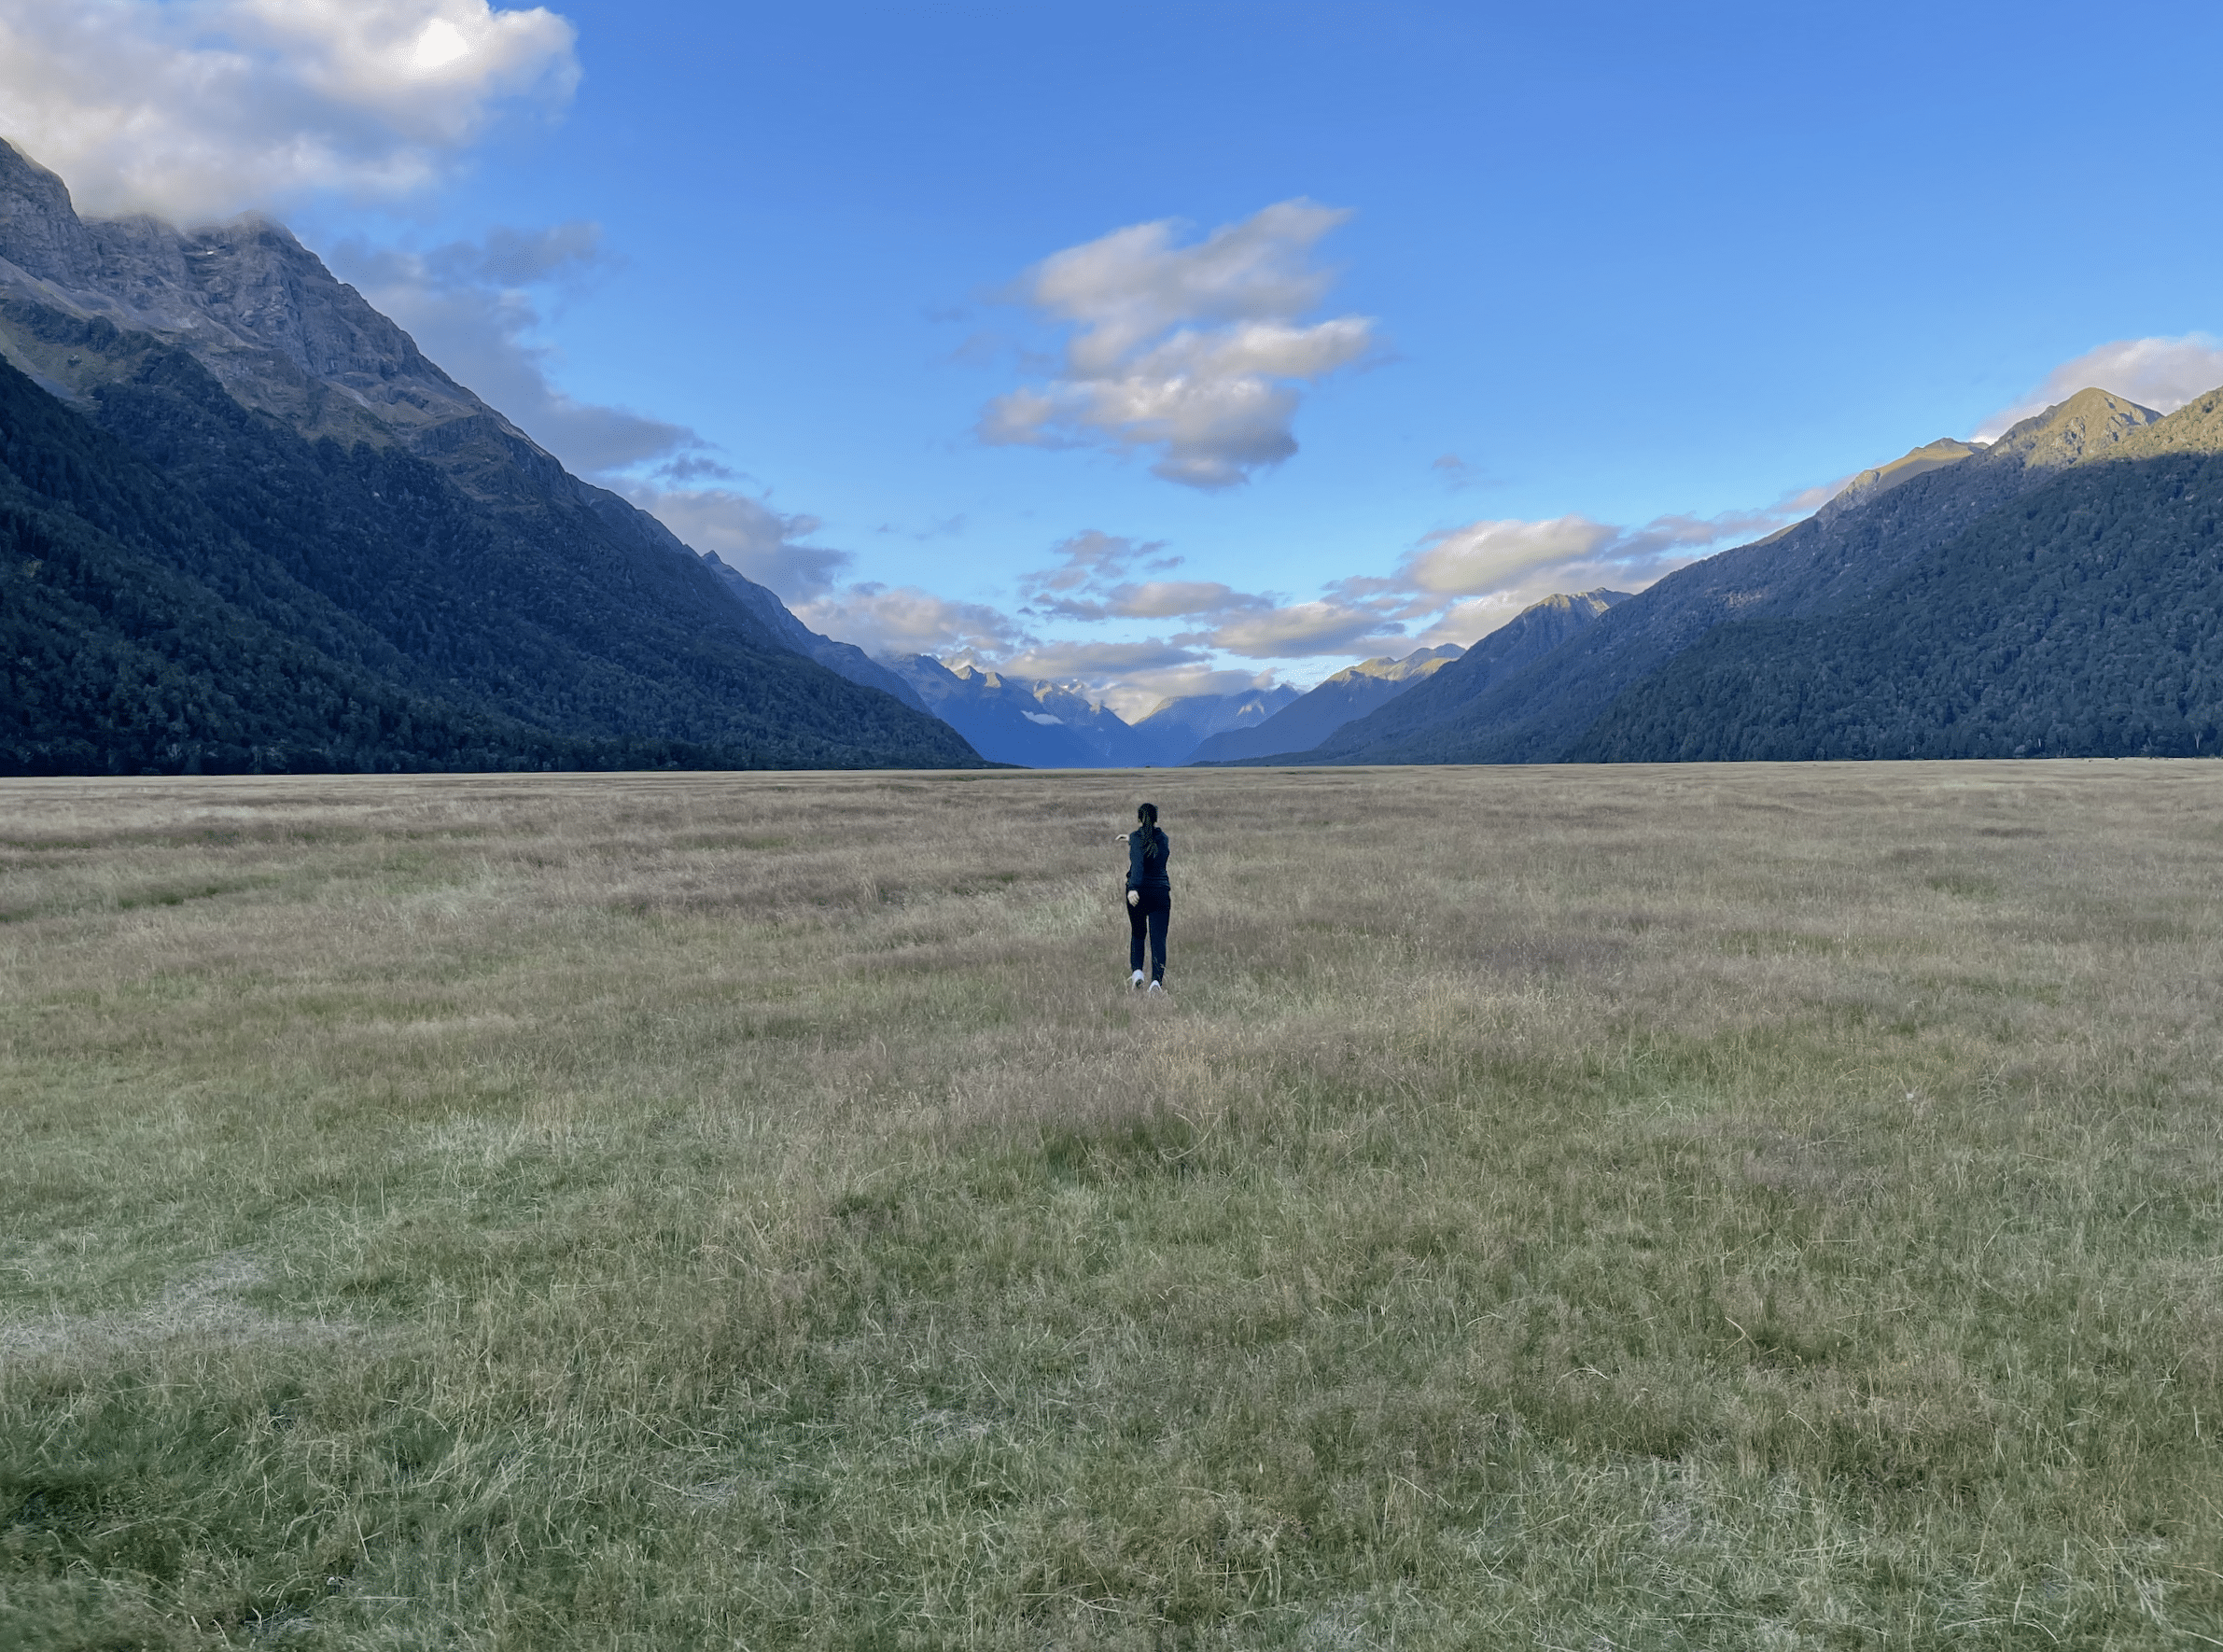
[0, 137, 980, 774]
[881, 657, 1298, 767]
[10, 134, 2223, 776]
[1569, 387, 2223, 761]
[1216, 385, 2223, 766]
[1210, 595, 1627, 765]
[1187, 645, 1463, 763]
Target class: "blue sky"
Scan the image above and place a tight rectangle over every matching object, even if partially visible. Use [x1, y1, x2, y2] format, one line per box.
[6, 0, 2223, 712]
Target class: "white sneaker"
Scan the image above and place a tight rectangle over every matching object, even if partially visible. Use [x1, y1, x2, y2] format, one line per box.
[1146, 980, 1163, 994]
[1129, 970, 1145, 988]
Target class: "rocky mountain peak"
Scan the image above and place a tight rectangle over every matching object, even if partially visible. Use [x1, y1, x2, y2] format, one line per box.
[1990, 386, 2161, 471]
[0, 138, 99, 287]
[1820, 437, 1986, 522]
[0, 136, 494, 449]
[1334, 644, 1465, 687]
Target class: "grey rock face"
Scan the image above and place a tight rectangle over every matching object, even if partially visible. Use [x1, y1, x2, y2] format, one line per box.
[0, 141, 485, 447]
[0, 142, 98, 286]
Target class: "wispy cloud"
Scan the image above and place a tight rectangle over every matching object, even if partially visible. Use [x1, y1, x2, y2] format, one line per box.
[335, 225, 703, 477]
[795, 585, 1029, 662]
[1976, 333, 2223, 441]
[980, 200, 1376, 489]
[1016, 529, 1267, 623]
[630, 488, 853, 603]
[1400, 516, 1622, 596]
[0, 0, 579, 220]
[333, 227, 851, 603]
[1430, 453, 1493, 491]
[771, 458, 1838, 718]
[1374, 496, 1821, 647]
[993, 642, 1265, 723]
[1193, 600, 1406, 661]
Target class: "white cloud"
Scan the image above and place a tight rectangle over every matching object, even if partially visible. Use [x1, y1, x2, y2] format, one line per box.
[0, 0, 578, 220]
[1035, 578, 1266, 623]
[806, 477, 1829, 715]
[1975, 333, 2223, 441]
[1016, 527, 1266, 623]
[981, 200, 1376, 489]
[795, 585, 1028, 662]
[334, 226, 708, 478]
[1366, 493, 1826, 649]
[622, 485, 853, 603]
[334, 227, 857, 606]
[994, 644, 1255, 723]
[1020, 529, 1176, 596]
[1195, 600, 1407, 661]
[1401, 516, 1622, 596]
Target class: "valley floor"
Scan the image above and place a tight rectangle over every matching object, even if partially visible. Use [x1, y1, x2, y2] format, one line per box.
[2, 763, 2219, 1648]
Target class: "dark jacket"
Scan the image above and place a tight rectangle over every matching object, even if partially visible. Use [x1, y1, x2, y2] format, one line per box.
[1127, 826, 1171, 893]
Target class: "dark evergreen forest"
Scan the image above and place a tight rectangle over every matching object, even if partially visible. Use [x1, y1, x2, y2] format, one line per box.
[0, 348, 982, 774]
[1571, 393, 2223, 762]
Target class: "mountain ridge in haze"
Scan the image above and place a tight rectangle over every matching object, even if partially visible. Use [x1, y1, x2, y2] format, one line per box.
[1187, 645, 1463, 763]
[882, 657, 1140, 767]
[879, 657, 1298, 768]
[1129, 684, 1300, 766]
[1219, 590, 1628, 765]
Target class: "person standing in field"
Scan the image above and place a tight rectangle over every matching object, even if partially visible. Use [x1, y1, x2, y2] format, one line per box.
[1120, 801, 1171, 993]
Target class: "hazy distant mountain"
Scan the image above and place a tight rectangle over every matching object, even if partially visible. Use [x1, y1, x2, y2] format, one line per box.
[1187, 645, 1463, 763]
[1570, 384, 2223, 760]
[1124, 685, 1299, 766]
[1293, 393, 2160, 765]
[882, 657, 1146, 767]
[0, 137, 979, 773]
[1232, 591, 1624, 765]
[868, 663, 1302, 768]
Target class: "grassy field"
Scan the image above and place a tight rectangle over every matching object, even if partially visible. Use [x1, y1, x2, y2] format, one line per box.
[2, 762, 2219, 1650]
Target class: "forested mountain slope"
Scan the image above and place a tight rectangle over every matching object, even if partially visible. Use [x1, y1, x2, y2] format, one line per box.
[1186, 645, 1461, 763]
[1302, 394, 2158, 765]
[2, 354, 608, 773]
[0, 351, 980, 772]
[1570, 385, 2223, 761]
[1227, 591, 1622, 765]
[0, 138, 980, 773]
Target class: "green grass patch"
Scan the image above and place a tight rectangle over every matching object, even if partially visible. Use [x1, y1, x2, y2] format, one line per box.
[3, 763, 2221, 1647]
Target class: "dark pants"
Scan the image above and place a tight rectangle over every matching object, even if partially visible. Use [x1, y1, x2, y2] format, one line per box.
[1127, 888, 1169, 983]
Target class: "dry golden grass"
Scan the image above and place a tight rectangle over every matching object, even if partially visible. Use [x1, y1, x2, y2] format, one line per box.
[2, 762, 2220, 1649]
